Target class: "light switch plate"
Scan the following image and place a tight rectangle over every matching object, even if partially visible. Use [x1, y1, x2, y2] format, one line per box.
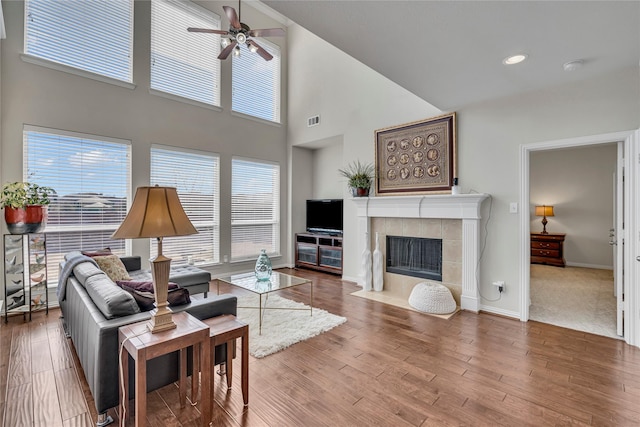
[509, 202, 518, 213]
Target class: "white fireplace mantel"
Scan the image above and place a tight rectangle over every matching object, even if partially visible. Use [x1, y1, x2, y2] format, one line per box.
[352, 193, 490, 312]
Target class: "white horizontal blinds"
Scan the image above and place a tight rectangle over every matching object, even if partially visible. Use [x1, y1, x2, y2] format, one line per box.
[151, 0, 221, 106]
[150, 146, 219, 265]
[24, 0, 133, 82]
[23, 127, 131, 287]
[231, 158, 280, 260]
[232, 39, 281, 122]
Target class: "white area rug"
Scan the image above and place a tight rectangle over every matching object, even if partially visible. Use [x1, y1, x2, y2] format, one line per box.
[236, 294, 347, 358]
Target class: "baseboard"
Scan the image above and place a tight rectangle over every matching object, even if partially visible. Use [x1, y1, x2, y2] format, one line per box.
[479, 304, 520, 320]
[565, 262, 613, 270]
[341, 274, 360, 285]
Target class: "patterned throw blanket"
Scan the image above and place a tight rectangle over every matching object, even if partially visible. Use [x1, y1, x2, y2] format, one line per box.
[56, 252, 99, 301]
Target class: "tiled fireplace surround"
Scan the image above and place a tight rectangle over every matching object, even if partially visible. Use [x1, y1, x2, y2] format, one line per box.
[352, 194, 489, 312]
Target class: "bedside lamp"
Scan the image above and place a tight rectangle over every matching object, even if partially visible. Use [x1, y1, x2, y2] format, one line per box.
[535, 205, 554, 235]
[112, 186, 197, 333]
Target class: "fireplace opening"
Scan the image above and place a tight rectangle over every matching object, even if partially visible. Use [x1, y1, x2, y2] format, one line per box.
[386, 235, 442, 281]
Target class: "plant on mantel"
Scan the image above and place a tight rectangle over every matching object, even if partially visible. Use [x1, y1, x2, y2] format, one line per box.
[1, 182, 54, 234]
[338, 160, 375, 197]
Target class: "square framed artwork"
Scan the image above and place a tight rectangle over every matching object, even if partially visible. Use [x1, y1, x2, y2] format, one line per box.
[375, 113, 456, 195]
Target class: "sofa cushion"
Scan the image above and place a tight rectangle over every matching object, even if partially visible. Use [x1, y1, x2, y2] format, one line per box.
[116, 280, 179, 293]
[84, 273, 140, 319]
[72, 261, 104, 286]
[93, 254, 131, 282]
[128, 264, 210, 288]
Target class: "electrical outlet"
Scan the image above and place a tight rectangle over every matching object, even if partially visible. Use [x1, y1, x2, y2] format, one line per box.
[492, 281, 505, 293]
[223, 255, 229, 263]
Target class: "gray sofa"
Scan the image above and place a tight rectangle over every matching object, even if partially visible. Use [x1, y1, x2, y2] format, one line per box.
[59, 254, 236, 426]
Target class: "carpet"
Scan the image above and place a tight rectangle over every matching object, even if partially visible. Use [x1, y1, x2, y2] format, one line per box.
[236, 294, 347, 358]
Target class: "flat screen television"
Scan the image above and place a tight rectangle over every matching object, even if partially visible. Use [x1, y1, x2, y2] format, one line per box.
[306, 199, 343, 235]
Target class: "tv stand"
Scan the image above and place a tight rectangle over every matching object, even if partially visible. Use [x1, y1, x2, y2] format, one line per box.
[295, 233, 342, 275]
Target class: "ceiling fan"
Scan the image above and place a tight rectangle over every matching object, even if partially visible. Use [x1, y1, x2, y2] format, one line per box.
[187, 1, 285, 61]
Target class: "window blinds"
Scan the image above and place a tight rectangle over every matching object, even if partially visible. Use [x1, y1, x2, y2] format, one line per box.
[24, 0, 133, 82]
[151, 0, 221, 106]
[231, 158, 280, 260]
[150, 146, 220, 265]
[232, 39, 281, 122]
[23, 126, 131, 287]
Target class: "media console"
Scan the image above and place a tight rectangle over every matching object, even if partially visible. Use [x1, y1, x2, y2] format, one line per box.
[295, 233, 343, 275]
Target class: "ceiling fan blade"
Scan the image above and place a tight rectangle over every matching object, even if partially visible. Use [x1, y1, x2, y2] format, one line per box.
[218, 41, 237, 60]
[223, 6, 242, 30]
[187, 27, 229, 35]
[248, 40, 273, 61]
[248, 28, 286, 38]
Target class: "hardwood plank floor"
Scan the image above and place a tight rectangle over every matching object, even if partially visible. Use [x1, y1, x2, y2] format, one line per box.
[2, 267, 640, 426]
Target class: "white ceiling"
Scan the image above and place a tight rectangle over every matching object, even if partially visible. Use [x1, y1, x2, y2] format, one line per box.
[262, 0, 640, 111]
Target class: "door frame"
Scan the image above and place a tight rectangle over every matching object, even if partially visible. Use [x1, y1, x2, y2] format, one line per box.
[519, 130, 638, 346]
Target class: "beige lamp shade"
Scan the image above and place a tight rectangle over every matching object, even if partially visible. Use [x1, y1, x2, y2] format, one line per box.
[112, 186, 197, 239]
[535, 205, 554, 217]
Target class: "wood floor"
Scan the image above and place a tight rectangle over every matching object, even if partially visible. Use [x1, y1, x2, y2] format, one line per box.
[2, 268, 640, 426]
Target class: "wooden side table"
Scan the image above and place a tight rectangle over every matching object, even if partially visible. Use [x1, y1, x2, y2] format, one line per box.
[201, 314, 249, 407]
[118, 311, 211, 427]
[531, 232, 566, 267]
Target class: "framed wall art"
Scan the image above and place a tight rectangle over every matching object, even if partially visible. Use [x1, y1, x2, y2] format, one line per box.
[375, 113, 456, 195]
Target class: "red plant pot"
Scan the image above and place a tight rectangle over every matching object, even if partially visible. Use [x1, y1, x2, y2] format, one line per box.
[352, 187, 370, 197]
[4, 206, 48, 234]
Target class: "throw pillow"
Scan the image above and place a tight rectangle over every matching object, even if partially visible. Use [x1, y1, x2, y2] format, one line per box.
[118, 285, 190, 312]
[81, 247, 112, 257]
[116, 280, 179, 293]
[93, 254, 131, 282]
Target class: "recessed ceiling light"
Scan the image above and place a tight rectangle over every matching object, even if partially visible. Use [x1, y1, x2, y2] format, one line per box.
[563, 60, 584, 72]
[503, 54, 528, 65]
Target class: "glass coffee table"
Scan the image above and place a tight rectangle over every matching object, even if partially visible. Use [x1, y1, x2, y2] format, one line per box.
[216, 271, 313, 334]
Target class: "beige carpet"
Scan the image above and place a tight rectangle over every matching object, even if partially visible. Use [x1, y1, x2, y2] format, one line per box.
[529, 264, 619, 338]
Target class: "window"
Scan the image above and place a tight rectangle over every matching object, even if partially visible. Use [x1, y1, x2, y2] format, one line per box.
[232, 39, 281, 123]
[151, 0, 221, 107]
[151, 146, 219, 265]
[24, 0, 133, 83]
[231, 158, 280, 260]
[23, 126, 131, 287]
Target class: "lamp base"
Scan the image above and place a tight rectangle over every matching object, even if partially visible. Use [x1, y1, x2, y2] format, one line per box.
[147, 308, 177, 333]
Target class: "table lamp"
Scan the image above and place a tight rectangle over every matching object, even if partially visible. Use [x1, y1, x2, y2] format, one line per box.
[535, 205, 554, 235]
[112, 186, 197, 333]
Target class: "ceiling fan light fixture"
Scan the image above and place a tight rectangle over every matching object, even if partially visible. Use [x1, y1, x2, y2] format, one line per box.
[248, 43, 258, 53]
[236, 32, 247, 44]
[220, 38, 230, 48]
[233, 45, 241, 57]
[503, 54, 528, 65]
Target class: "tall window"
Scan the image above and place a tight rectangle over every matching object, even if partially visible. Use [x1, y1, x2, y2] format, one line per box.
[23, 126, 131, 287]
[151, 146, 219, 265]
[151, 0, 221, 106]
[231, 158, 280, 260]
[232, 40, 281, 122]
[24, 0, 133, 83]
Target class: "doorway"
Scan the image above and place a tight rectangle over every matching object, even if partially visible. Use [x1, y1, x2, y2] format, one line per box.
[519, 130, 637, 344]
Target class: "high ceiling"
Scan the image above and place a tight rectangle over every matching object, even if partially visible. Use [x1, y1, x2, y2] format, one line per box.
[262, 0, 640, 111]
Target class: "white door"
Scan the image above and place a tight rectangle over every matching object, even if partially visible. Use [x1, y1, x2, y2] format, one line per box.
[614, 142, 624, 337]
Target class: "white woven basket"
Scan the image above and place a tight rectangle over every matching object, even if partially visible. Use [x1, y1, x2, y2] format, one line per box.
[408, 282, 456, 314]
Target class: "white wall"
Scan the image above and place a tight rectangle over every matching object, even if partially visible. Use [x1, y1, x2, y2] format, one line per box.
[286, 24, 442, 280]
[287, 20, 639, 316]
[0, 1, 289, 283]
[530, 144, 617, 269]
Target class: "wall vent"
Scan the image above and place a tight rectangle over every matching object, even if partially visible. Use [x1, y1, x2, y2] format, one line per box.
[307, 115, 320, 127]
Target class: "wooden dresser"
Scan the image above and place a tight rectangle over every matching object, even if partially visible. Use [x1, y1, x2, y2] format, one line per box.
[530, 233, 566, 267]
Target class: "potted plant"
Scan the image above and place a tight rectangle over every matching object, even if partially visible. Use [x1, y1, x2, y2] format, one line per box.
[338, 160, 375, 197]
[1, 182, 54, 234]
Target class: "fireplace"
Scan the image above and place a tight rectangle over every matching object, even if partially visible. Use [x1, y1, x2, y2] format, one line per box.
[352, 193, 489, 312]
[386, 235, 442, 281]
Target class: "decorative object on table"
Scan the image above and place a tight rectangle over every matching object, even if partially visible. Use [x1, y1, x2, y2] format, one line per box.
[112, 186, 197, 333]
[255, 249, 272, 281]
[375, 112, 456, 195]
[408, 282, 456, 314]
[361, 232, 372, 291]
[451, 177, 460, 195]
[535, 204, 554, 234]
[338, 160, 375, 197]
[372, 232, 384, 292]
[1, 182, 54, 234]
[187, 0, 285, 61]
